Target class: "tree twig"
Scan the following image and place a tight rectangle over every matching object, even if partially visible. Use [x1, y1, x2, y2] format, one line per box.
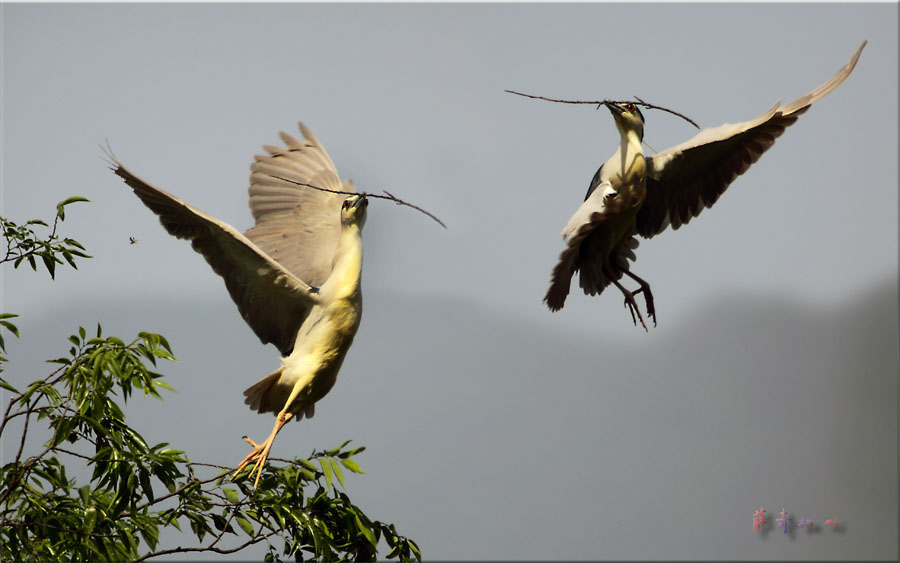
[134, 531, 277, 562]
[504, 89, 701, 129]
[270, 176, 447, 229]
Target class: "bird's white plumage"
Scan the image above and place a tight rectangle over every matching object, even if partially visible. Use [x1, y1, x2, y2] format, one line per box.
[544, 41, 866, 324]
[562, 181, 616, 240]
[638, 42, 865, 238]
[109, 123, 367, 486]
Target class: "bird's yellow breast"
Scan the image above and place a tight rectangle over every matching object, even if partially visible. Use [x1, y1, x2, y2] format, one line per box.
[320, 296, 363, 349]
[278, 293, 361, 410]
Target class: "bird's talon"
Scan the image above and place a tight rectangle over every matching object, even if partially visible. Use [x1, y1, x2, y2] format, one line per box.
[621, 293, 648, 331]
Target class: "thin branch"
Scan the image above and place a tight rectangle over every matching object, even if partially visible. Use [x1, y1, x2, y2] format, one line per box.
[0, 390, 23, 438]
[631, 95, 700, 129]
[504, 89, 701, 129]
[186, 460, 232, 471]
[1, 356, 69, 435]
[134, 531, 277, 561]
[270, 176, 447, 229]
[504, 89, 605, 106]
[120, 470, 226, 519]
[0, 363, 71, 509]
[0, 394, 38, 508]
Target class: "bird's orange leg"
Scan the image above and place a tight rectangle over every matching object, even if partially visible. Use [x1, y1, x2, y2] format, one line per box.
[622, 270, 656, 327]
[233, 410, 294, 487]
[611, 277, 648, 331]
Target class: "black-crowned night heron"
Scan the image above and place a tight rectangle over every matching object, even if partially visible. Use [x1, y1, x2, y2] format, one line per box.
[544, 42, 866, 329]
[108, 123, 367, 486]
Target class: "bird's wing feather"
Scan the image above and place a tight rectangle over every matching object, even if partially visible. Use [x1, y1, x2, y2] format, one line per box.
[244, 123, 353, 288]
[639, 41, 865, 238]
[111, 159, 318, 356]
[545, 182, 635, 311]
[583, 163, 605, 200]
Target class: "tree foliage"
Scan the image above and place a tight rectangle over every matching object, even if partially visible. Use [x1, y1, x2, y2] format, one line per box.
[1, 199, 420, 561]
[2, 195, 91, 280]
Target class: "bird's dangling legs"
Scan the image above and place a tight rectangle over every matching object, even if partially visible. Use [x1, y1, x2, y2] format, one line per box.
[611, 277, 648, 331]
[234, 410, 294, 487]
[622, 270, 656, 327]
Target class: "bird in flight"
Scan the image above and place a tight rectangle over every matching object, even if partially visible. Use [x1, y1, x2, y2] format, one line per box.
[544, 42, 866, 329]
[107, 123, 367, 486]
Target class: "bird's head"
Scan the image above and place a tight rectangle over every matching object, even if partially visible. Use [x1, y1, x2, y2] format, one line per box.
[340, 194, 368, 228]
[607, 102, 645, 141]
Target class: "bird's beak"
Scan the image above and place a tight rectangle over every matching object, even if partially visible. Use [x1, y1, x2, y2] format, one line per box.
[354, 195, 369, 209]
[606, 103, 625, 116]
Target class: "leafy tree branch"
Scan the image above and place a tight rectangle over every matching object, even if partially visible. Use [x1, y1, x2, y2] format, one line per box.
[1, 200, 420, 561]
[1, 196, 90, 279]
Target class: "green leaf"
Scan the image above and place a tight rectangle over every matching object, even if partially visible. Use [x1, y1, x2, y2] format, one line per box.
[59, 195, 90, 206]
[355, 514, 377, 547]
[409, 539, 422, 560]
[223, 487, 240, 504]
[83, 506, 97, 534]
[236, 515, 254, 536]
[0, 318, 20, 338]
[341, 458, 365, 474]
[41, 253, 57, 279]
[0, 379, 20, 393]
[211, 513, 235, 534]
[56, 196, 90, 219]
[325, 440, 352, 456]
[299, 458, 318, 473]
[329, 458, 345, 489]
[318, 457, 334, 490]
[346, 445, 367, 457]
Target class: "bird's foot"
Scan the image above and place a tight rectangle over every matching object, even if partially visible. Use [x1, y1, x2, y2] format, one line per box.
[622, 291, 649, 332]
[233, 411, 293, 488]
[612, 277, 649, 331]
[622, 270, 657, 328]
[632, 286, 657, 328]
[233, 435, 274, 487]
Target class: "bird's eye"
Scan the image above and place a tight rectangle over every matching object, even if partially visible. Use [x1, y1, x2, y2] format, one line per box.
[342, 200, 351, 210]
[626, 103, 636, 112]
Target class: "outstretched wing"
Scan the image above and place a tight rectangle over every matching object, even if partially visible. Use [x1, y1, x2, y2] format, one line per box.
[544, 181, 638, 311]
[638, 41, 865, 238]
[109, 157, 319, 356]
[244, 123, 354, 288]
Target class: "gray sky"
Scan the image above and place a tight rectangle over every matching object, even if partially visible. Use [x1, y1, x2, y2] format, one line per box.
[2, 3, 897, 560]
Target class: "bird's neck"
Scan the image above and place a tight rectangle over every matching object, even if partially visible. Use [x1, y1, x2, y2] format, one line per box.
[611, 130, 646, 183]
[323, 224, 363, 301]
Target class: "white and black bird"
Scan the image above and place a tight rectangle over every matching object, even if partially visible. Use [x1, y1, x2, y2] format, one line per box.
[108, 123, 367, 486]
[544, 42, 866, 329]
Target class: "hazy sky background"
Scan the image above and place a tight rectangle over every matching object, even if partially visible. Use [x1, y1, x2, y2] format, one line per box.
[2, 3, 897, 560]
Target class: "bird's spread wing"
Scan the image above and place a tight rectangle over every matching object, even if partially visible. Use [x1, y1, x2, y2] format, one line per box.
[110, 158, 318, 356]
[638, 41, 865, 238]
[545, 182, 638, 311]
[244, 123, 354, 288]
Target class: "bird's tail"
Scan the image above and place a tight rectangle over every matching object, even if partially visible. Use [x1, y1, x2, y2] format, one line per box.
[243, 368, 284, 414]
[579, 236, 639, 296]
[545, 245, 577, 311]
[243, 368, 317, 420]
